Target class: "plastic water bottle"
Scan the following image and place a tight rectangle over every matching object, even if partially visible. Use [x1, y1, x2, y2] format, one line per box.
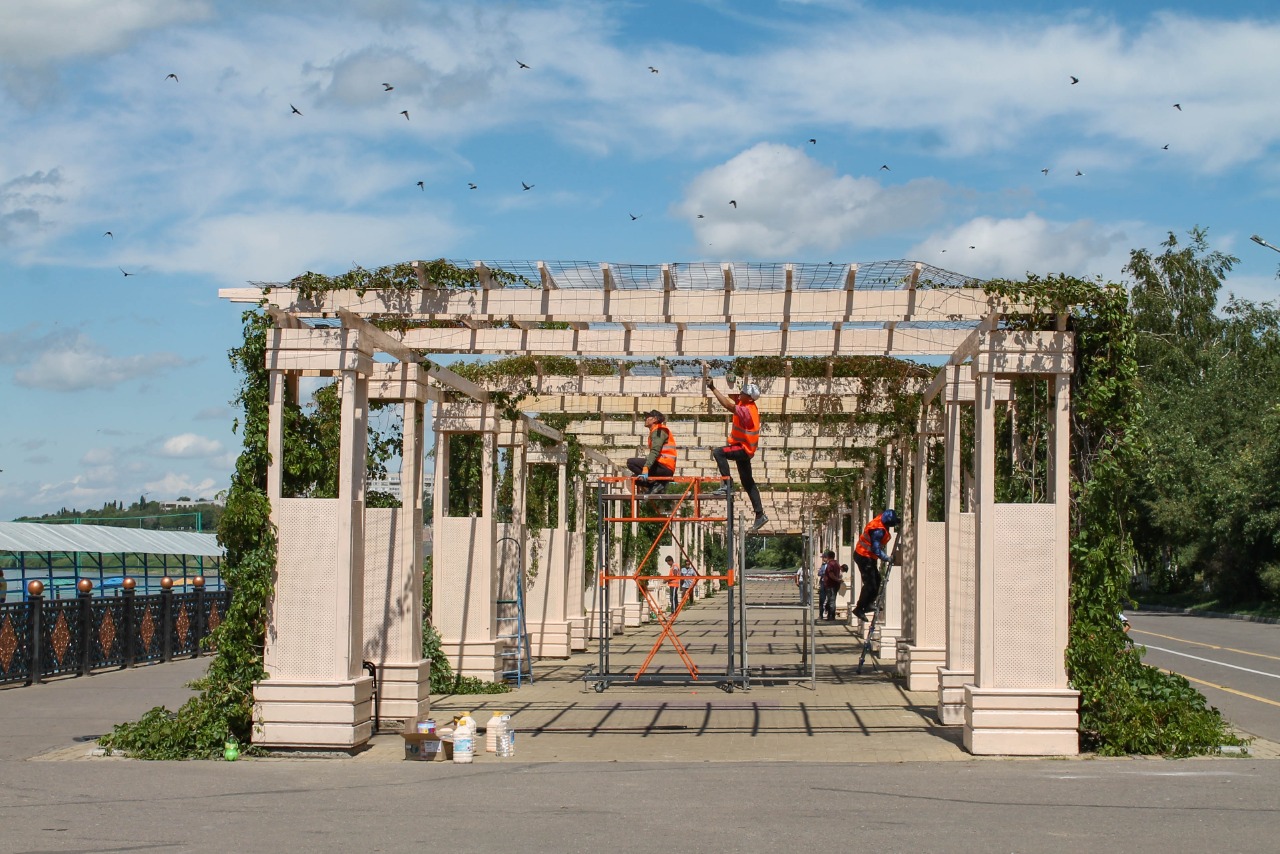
[485, 710, 506, 753]
[497, 715, 515, 758]
[452, 713, 475, 764]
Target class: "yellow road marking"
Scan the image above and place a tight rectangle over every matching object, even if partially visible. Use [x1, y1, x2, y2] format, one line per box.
[1131, 627, 1280, 663]
[1159, 669, 1280, 709]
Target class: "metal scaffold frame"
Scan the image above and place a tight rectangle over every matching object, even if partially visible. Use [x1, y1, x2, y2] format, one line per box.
[737, 527, 817, 690]
[585, 475, 749, 692]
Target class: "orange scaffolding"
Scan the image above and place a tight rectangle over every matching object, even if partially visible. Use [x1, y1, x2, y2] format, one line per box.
[586, 474, 749, 692]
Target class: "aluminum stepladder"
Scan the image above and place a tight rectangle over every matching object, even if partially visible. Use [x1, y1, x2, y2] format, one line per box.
[854, 556, 894, 675]
[497, 535, 534, 687]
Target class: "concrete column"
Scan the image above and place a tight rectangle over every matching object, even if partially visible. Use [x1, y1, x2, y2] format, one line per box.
[938, 366, 976, 725]
[963, 360, 1079, 755]
[433, 410, 503, 681]
[361, 388, 431, 723]
[898, 424, 947, 691]
[255, 328, 376, 749]
[568, 475, 589, 650]
[526, 447, 572, 657]
[877, 446, 904, 660]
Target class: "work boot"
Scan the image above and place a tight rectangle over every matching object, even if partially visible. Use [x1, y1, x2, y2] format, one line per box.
[749, 514, 768, 532]
[705, 486, 730, 497]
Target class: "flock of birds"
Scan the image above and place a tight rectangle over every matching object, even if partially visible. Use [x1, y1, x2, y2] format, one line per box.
[104, 66, 1187, 272]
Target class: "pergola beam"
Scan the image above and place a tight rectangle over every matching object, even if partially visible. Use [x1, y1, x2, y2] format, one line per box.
[222, 286, 1012, 325]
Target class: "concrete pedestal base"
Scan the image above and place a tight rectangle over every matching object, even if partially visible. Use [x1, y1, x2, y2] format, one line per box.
[440, 640, 503, 681]
[368, 660, 431, 721]
[253, 676, 375, 748]
[529, 621, 573, 658]
[896, 644, 946, 693]
[936, 667, 972, 726]
[623, 601, 644, 627]
[586, 608, 615, 639]
[568, 616, 587, 651]
[962, 686, 1081, 755]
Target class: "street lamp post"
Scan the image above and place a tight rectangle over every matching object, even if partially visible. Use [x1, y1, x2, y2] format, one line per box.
[1250, 234, 1280, 254]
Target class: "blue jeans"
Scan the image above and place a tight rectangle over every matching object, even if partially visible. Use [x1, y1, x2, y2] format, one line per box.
[819, 584, 837, 620]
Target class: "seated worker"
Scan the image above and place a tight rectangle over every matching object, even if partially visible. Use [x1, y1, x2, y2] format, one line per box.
[627, 409, 676, 495]
[705, 378, 768, 532]
[851, 508, 899, 622]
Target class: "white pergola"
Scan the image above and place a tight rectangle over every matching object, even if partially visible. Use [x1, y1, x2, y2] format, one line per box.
[221, 258, 1077, 756]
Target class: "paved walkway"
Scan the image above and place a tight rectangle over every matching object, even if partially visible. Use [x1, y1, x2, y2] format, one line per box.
[4, 598, 1275, 764]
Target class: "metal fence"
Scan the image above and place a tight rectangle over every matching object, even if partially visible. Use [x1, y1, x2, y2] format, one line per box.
[0, 584, 230, 686]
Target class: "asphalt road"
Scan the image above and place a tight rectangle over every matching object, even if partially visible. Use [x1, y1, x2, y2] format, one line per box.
[3, 757, 1280, 853]
[1129, 611, 1280, 743]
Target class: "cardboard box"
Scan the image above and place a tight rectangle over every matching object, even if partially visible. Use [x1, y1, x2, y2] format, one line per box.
[402, 732, 447, 761]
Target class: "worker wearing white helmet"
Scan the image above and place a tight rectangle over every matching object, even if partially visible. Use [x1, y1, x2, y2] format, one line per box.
[706, 378, 768, 532]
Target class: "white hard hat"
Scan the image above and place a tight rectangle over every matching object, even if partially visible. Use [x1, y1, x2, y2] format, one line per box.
[740, 382, 761, 400]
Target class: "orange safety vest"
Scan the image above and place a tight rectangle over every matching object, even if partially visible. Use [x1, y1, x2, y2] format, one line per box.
[666, 562, 679, 587]
[727, 400, 760, 457]
[855, 516, 892, 559]
[648, 423, 677, 472]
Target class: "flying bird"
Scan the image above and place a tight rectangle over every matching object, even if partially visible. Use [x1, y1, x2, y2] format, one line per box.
[382, 83, 394, 91]
[522, 181, 534, 190]
[808, 138, 817, 144]
[1075, 170, 1084, 176]
[968, 245, 976, 249]
[729, 200, 737, 208]
[1173, 103, 1182, 111]
[1162, 144, 1170, 150]
[468, 183, 478, 190]
[1070, 75, 1079, 84]
[696, 214, 705, 218]
[290, 104, 302, 115]
[629, 213, 641, 220]
[119, 267, 134, 277]
[165, 73, 179, 82]
[517, 60, 530, 69]
[648, 66, 659, 73]
[417, 181, 425, 190]
[103, 231, 113, 238]
[1041, 168, 1050, 175]
[400, 110, 410, 120]
[879, 164, 890, 171]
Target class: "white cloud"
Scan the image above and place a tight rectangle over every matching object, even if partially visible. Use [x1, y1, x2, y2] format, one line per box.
[675, 143, 952, 257]
[0, 169, 64, 245]
[151, 209, 466, 285]
[144, 471, 219, 500]
[81, 447, 115, 465]
[158, 433, 224, 458]
[10, 330, 188, 392]
[907, 214, 1146, 281]
[0, 0, 211, 67]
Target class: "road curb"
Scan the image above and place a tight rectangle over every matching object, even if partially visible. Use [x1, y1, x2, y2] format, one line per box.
[1136, 603, 1280, 625]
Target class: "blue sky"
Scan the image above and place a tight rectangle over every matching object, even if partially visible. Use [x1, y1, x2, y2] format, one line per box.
[2, 0, 1279, 521]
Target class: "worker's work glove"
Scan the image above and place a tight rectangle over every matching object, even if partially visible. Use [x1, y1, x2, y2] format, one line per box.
[637, 472, 649, 482]
[705, 379, 714, 390]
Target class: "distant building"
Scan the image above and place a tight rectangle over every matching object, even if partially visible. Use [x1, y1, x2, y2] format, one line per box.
[159, 498, 225, 510]
[365, 471, 435, 502]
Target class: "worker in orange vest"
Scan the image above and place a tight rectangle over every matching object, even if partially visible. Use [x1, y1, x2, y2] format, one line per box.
[706, 379, 767, 532]
[627, 409, 676, 496]
[663, 555, 681, 612]
[851, 509, 899, 622]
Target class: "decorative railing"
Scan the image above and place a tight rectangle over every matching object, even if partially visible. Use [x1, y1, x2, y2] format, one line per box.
[0, 577, 229, 687]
